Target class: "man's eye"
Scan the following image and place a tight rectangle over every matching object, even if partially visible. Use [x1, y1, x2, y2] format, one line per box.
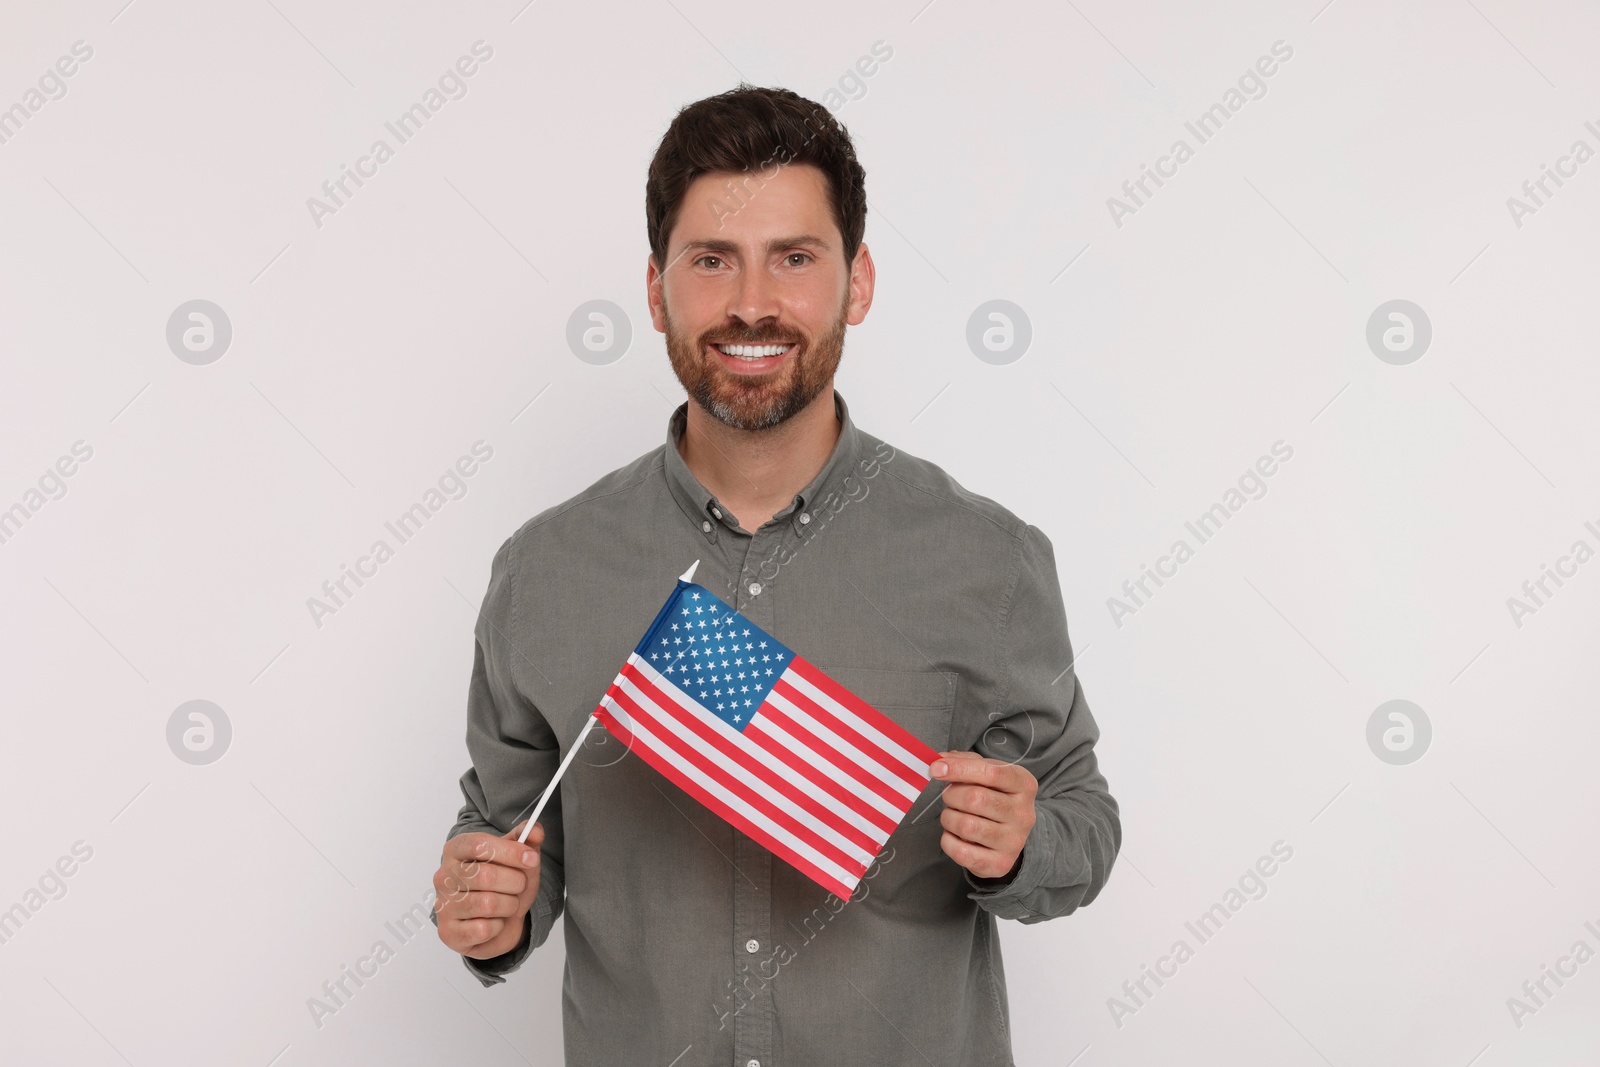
[786, 253, 811, 266]
[696, 255, 723, 269]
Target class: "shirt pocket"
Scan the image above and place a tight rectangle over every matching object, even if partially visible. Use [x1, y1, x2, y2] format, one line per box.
[808, 663, 957, 754]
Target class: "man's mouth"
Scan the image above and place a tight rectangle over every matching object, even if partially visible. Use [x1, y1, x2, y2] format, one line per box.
[709, 342, 796, 374]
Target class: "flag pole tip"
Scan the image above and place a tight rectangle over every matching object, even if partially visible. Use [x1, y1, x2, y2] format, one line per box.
[680, 559, 700, 582]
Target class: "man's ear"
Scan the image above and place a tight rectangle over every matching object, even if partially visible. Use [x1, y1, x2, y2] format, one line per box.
[846, 242, 875, 325]
[646, 254, 667, 333]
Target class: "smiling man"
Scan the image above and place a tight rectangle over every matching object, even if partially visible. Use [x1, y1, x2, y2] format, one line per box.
[432, 84, 1120, 1066]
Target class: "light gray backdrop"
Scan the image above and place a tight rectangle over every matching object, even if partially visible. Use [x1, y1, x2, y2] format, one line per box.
[1, 0, 1596, 1064]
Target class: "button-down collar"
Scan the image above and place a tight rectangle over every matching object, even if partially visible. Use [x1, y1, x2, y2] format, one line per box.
[664, 390, 865, 539]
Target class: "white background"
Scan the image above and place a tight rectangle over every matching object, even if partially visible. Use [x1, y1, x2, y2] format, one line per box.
[1, 1, 1596, 1064]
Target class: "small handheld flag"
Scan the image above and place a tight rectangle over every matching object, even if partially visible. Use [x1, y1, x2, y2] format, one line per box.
[519, 561, 939, 901]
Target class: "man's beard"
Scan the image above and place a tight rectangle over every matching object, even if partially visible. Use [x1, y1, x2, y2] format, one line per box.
[664, 293, 847, 432]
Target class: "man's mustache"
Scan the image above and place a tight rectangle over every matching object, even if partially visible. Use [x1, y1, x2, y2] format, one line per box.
[702, 334, 802, 346]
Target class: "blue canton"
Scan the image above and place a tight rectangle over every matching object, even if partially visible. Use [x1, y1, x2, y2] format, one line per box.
[633, 582, 794, 731]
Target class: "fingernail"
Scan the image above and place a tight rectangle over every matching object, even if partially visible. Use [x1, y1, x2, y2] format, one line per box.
[931, 760, 947, 777]
[522, 851, 538, 867]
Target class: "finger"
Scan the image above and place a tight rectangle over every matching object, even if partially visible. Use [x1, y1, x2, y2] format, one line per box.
[929, 755, 1031, 794]
[938, 782, 1020, 822]
[447, 859, 529, 897]
[939, 830, 1018, 880]
[438, 857, 524, 908]
[449, 915, 507, 948]
[445, 828, 541, 869]
[939, 806, 1016, 853]
[447, 890, 527, 921]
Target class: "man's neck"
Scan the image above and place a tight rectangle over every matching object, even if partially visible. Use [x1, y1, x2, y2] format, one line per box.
[677, 386, 841, 533]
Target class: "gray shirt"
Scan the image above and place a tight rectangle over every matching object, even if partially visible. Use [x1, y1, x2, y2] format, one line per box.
[437, 390, 1120, 1066]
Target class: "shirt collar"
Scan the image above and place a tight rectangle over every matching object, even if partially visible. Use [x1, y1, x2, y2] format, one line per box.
[664, 390, 864, 538]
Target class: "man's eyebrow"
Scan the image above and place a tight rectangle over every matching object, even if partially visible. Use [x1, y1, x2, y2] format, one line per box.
[676, 234, 832, 256]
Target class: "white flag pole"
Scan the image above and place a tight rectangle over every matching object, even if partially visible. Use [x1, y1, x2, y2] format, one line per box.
[515, 559, 700, 845]
[516, 717, 595, 843]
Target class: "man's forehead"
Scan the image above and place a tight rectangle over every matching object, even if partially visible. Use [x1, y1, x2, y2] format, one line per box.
[671, 164, 836, 251]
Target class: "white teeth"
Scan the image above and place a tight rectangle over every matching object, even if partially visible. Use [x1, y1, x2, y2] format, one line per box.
[715, 343, 791, 359]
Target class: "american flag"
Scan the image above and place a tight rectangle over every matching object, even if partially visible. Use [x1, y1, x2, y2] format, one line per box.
[592, 567, 939, 900]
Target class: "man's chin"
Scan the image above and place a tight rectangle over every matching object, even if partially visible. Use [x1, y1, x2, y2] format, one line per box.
[698, 396, 788, 431]
[692, 381, 800, 430]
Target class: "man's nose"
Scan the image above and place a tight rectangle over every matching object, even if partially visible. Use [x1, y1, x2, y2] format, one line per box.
[729, 263, 782, 326]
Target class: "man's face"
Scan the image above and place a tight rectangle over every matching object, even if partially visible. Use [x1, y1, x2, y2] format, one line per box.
[648, 163, 873, 431]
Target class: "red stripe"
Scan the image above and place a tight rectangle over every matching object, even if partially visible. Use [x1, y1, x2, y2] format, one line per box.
[756, 700, 911, 815]
[608, 682, 867, 878]
[621, 665, 882, 857]
[596, 704, 860, 900]
[790, 658, 941, 766]
[773, 676, 924, 792]
[741, 719, 898, 836]
[628, 657, 896, 834]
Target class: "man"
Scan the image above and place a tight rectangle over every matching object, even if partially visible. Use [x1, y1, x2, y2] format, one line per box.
[431, 84, 1120, 1066]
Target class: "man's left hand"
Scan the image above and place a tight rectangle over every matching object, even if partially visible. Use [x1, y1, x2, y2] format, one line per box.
[929, 750, 1037, 881]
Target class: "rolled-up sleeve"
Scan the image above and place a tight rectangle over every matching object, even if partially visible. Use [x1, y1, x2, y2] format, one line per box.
[965, 523, 1120, 922]
[430, 533, 567, 986]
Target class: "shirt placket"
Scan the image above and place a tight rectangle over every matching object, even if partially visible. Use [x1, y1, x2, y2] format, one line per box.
[726, 518, 787, 1067]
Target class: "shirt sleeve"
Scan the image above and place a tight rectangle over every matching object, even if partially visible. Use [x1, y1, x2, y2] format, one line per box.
[964, 523, 1121, 922]
[431, 533, 568, 987]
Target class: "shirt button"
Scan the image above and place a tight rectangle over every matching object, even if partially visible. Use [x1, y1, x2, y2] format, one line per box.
[745, 938, 759, 953]
[799, 512, 811, 524]
[748, 582, 762, 596]
[701, 521, 711, 533]
[712, 507, 722, 519]
[747, 1061, 760, 1067]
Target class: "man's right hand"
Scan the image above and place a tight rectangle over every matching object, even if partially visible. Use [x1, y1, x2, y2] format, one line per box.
[434, 819, 543, 960]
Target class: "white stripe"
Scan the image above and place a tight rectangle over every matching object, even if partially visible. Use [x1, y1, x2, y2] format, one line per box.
[783, 666, 932, 779]
[602, 699, 860, 889]
[612, 671, 874, 867]
[628, 656, 888, 844]
[765, 686, 921, 802]
[747, 714, 905, 824]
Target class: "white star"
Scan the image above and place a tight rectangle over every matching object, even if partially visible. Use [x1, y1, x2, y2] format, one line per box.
[759, 640, 768, 649]
[744, 698, 753, 707]
[733, 714, 742, 722]
[691, 592, 700, 600]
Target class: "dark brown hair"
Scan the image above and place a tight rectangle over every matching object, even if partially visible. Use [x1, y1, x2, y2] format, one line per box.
[646, 83, 867, 271]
